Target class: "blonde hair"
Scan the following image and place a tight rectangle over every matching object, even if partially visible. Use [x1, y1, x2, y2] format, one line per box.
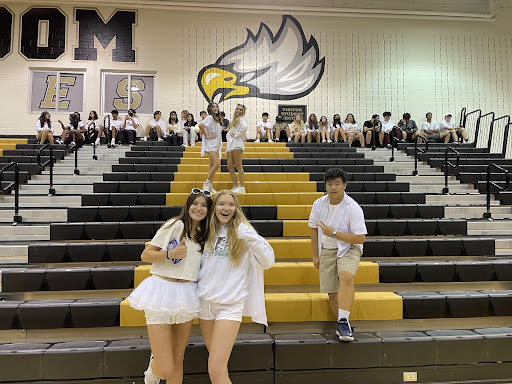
[291, 114, 304, 132]
[206, 190, 253, 266]
[227, 104, 246, 130]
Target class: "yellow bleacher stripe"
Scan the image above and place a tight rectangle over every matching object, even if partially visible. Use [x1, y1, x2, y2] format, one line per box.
[167, 192, 323, 206]
[283, 220, 310, 236]
[0, 139, 28, 144]
[0, 144, 17, 150]
[173, 173, 309, 182]
[170, 181, 316, 194]
[277, 205, 313, 219]
[121, 291, 402, 326]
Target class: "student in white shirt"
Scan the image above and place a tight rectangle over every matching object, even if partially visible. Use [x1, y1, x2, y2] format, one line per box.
[119, 108, 139, 145]
[305, 113, 321, 143]
[109, 109, 123, 147]
[309, 168, 367, 342]
[183, 113, 198, 147]
[85, 110, 107, 147]
[35, 111, 55, 145]
[330, 114, 346, 143]
[199, 102, 223, 193]
[198, 190, 274, 384]
[226, 104, 248, 194]
[179, 110, 189, 128]
[319, 116, 330, 143]
[440, 113, 468, 143]
[166, 111, 182, 146]
[343, 113, 364, 147]
[255, 112, 273, 142]
[290, 114, 306, 143]
[128, 188, 212, 384]
[379, 111, 395, 148]
[420, 112, 450, 143]
[143, 111, 165, 142]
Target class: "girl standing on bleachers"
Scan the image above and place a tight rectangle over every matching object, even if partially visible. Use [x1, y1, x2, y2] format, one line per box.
[199, 102, 223, 193]
[35, 111, 55, 145]
[226, 104, 247, 194]
[128, 188, 212, 384]
[198, 190, 274, 384]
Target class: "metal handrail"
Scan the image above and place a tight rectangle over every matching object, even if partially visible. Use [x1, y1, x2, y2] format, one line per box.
[36, 143, 56, 195]
[488, 115, 510, 154]
[483, 163, 510, 219]
[459, 107, 466, 127]
[104, 115, 111, 148]
[462, 108, 482, 146]
[389, 126, 399, 162]
[74, 136, 80, 175]
[88, 122, 98, 160]
[442, 147, 460, 194]
[412, 135, 429, 176]
[0, 162, 22, 224]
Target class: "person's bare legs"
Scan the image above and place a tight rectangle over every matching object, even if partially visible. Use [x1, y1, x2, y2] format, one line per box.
[347, 132, 354, 147]
[206, 151, 221, 183]
[167, 322, 193, 384]
[232, 150, 244, 188]
[146, 324, 175, 380]
[226, 151, 237, 188]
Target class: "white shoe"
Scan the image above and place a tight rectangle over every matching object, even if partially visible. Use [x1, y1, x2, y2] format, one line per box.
[322, 140, 326, 143]
[231, 187, 240, 193]
[68, 141, 76, 150]
[111, 140, 116, 147]
[95, 139, 100, 147]
[327, 139, 332, 143]
[142, 136, 148, 141]
[158, 138, 163, 141]
[182, 143, 188, 147]
[55, 139, 64, 145]
[144, 355, 160, 384]
[237, 187, 246, 193]
[191, 143, 196, 146]
[203, 181, 217, 194]
[255, 139, 260, 143]
[287, 138, 292, 142]
[268, 139, 273, 143]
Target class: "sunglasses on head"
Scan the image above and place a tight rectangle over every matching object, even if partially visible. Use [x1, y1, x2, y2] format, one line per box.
[191, 188, 212, 198]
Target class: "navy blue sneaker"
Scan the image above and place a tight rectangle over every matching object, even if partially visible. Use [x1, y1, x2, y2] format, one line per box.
[336, 318, 354, 342]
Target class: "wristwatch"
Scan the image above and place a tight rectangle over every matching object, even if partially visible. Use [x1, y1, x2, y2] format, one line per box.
[330, 231, 337, 239]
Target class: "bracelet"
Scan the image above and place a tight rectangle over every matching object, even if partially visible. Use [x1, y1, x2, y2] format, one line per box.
[165, 250, 169, 260]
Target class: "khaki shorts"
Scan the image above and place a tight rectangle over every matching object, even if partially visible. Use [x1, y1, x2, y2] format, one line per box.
[319, 246, 362, 293]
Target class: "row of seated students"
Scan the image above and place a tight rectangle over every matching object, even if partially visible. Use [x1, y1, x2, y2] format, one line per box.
[255, 112, 469, 148]
[35, 109, 469, 149]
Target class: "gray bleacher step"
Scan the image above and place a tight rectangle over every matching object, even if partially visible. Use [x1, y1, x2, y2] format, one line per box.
[426, 194, 499, 205]
[18, 187, 92, 195]
[495, 238, 512, 249]
[468, 221, 512, 235]
[0, 209, 67, 223]
[396, 175, 456, 183]
[48, 167, 113, 175]
[409, 185, 474, 193]
[0, 244, 28, 257]
[0, 195, 81, 206]
[444, 206, 512, 219]
[30, 174, 103, 182]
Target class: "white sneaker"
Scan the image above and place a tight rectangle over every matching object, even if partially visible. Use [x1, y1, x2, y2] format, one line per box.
[158, 138, 163, 141]
[191, 143, 196, 146]
[231, 187, 240, 193]
[144, 355, 160, 384]
[203, 181, 217, 194]
[268, 139, 273, 143]
[182, 143, 188, 147]
[111, 140, 116, 147]
[68, 141, 76, 150]
[327, 139, 332, 143]
[255, 139, 260, 143]
[142, 136, 148, 142]
[322, 140, 326, 143]
[237, 187, 246, 193]
[95, 139, 100, 147]
[287, 138, 292, 142]
[55, 139, 64, 145]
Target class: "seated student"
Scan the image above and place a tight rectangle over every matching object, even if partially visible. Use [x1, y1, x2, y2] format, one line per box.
[343, 114, 364, 147]
[379, 111, 394, 148]
[305, 113, 321, 143]
[86, 110, 107, 147]
[221, 111, 229, 142]
[255, 112, 273, 142]
[183, 113, 198, 146]
[397, 113, 420, 142]
[35, 111, 55, 145]
[109, 109, 123, 147]
[58, 113, 84, 150]
[179, 110, 189, 128]
[273, 114, 290, 142]
[143, 111, 165, 142]
[440, 113, 468, 143]
[166, 110, 182, 146]
[319, 116, 330, 143]
[119, 108, 139, 146]
[330, 114, 346, 143]
[420, 112, 450, 143]
[73, 112, 87, 144]
[363, 114, 381, 148]
[290, 114, 306, 143]
[196, 110, 207, 142]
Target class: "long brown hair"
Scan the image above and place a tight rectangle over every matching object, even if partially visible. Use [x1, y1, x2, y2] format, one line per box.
[38, 111, 51, 129]
[206, 190, 254, 266]
[207, 102, 223, 125]
[162, 192, 212, 251]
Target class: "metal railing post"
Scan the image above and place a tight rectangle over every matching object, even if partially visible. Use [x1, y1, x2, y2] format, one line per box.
[74, 142, 80, 175]
[412, 136, 429, 176]
[104, 115, 111, 148]
[442, 147, 460, 194]
[88, 122, 98, 160]
[483, 163, 510, 220]
[37, 143, 56, 195]
[0, 162, 22, 224]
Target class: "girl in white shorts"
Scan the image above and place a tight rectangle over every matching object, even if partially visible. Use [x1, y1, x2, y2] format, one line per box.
[226, 104, 248, 194]
[128, 189, 212, 384]
[197, 190, 275, 384]
[199, 102, 223, 193]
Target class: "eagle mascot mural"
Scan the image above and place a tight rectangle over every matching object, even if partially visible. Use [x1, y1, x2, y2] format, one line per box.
[197, 15, 325, 103]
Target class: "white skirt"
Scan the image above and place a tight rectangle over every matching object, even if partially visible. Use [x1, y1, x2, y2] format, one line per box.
[127, 275, 200, 324]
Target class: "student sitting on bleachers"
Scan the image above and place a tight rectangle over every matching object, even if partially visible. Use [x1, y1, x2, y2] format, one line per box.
[109, 109, 123, 147]
[273, 114, 290, 142]
[183, 113, 198, 147]
[86, 110, 107, 147]
[143, 111, 165, 142]
[35, 111, 55, 145]
[118, 108, 139, 146]
[305, 113, 321, 143]
[343, 113, 364, 147]
[57, 113, 82, 150]
[363, 114, 381, 148]
[319, 116, 331, 143]
[290, 114, 306, 144]
[397, 113, 421, 143]
[379, 111, 394, 148]
[420, 112, 450, 143]
[166, 111, 182, 146]
[330, 114, 346, 143]
[440, 113, 468, 143]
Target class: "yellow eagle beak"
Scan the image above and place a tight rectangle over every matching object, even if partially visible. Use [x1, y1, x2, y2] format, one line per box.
[200, 67, 249, 102]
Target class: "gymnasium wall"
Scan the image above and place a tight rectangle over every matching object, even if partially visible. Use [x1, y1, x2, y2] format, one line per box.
[0, 2, 511, 137]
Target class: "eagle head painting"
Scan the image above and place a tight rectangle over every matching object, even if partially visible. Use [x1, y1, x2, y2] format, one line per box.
[197, 15, 325, 103]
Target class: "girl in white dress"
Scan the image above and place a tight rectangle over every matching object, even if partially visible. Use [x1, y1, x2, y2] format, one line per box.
[128, 189, 212, 384]
[199, 102, 223, 193]
[226, 104, 247, 194]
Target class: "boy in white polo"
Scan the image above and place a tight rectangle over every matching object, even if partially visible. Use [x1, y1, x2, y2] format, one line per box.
[255, 112, 273, 142]
[309, 168, 367, 342]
